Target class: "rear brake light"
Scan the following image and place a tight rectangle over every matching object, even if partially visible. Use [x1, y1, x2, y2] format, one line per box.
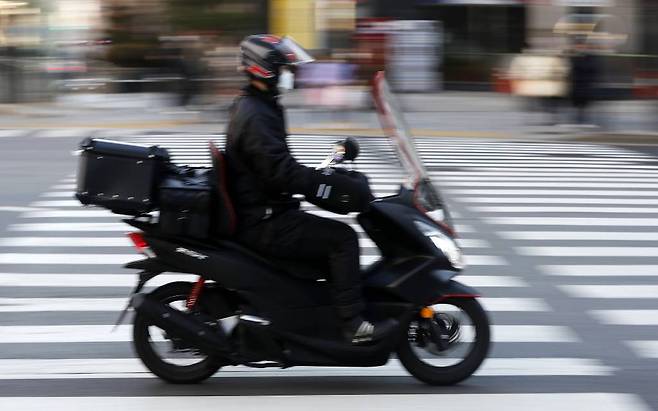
[127, 232, 155, 257]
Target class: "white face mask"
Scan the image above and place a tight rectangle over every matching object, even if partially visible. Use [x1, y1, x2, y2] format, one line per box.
[278, 68, 294, 92]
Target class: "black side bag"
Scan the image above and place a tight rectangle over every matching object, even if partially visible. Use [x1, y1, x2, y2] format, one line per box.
[158, 167, 214, 239]
[305, 168, 373, 215]
[76, 138, 170, 215]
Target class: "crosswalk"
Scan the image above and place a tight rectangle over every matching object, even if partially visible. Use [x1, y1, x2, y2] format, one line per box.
[433, 140, 658, 362]
[1, 133, 657, 409]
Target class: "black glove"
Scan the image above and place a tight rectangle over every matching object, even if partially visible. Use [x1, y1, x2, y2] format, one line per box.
[305, 168, 373, 215]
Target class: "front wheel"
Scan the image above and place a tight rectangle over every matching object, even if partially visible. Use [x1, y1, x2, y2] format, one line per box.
[133, 281, 226, 384]
[397, 297, 490, 385]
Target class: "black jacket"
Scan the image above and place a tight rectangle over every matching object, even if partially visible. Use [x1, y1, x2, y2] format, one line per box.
[225, 85, 312, 226]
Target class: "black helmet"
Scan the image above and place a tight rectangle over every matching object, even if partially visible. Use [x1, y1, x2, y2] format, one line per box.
[240, 34, 314, 87]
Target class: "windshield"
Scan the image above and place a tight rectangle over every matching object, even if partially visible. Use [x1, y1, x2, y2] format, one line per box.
[281, 36, 315, 65]
[372, 72, 427, 183]
[372, 71, 453, 228]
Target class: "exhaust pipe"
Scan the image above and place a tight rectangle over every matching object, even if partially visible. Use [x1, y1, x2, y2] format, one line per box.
[131, 293, 230, 356]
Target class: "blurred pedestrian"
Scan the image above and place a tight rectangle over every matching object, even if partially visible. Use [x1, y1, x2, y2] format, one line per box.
[176, 42, 204, 107]
[509, 47, 568, 126]
[568, 36, 601, 126]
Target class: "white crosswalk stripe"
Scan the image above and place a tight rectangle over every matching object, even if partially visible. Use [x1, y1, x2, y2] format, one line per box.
[450, 189, 658, 196]
[5, 132, 658, 407]
[0, 252, 382, 267]
[0, 297, 548, 313]
[0, 129, 31, 139]
[625, 341, 658, 359]
[471, 206, 658, 213]
[449, 181, 658, 189]
[502, 232, 658, 241]
[0, 237, 131, 247]
[0, 394, 651, 411]
[20, 210, 116, 218]
[558, 285, 658, 299]
[9, 223, 133, 231]
[0, 273, 528, 288]
[0, 324, 579, 343]
[31, 129, 96, 139]
[484, 217, 658, 226]
[516, 247, 658, 257]
[30, 200, 87, 207]
[0, 358, 613, 379]
[0, 253, 138, 265]
[589, 310, 658, 325]
[0, 236, 444, 251]
[459, 197, 658, 205]
[540, 265, 658, 276]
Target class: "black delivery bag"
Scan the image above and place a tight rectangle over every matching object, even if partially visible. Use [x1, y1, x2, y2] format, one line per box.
[158, 166, 214, 239]
[76, 138, 170, 215]
[306, 168, 373, 215]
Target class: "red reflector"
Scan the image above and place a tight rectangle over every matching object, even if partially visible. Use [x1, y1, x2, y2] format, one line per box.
[127, 232, 148, 252]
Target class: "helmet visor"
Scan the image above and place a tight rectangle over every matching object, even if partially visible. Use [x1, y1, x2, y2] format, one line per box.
[280, 36, 315, 65]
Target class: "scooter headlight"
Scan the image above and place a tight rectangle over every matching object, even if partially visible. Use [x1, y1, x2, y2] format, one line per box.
[414, 220, 465, 270]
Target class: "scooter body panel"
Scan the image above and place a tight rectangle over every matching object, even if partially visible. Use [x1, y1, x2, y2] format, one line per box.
[123, 188, 477, 368]
[143, 235, 333, 310]
[363, 257, 477, 305]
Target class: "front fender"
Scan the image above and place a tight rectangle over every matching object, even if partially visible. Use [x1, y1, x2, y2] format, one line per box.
[400, 272, 480, 306]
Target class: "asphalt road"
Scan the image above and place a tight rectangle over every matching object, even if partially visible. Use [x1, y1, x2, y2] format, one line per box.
[1, 131, 658, 410]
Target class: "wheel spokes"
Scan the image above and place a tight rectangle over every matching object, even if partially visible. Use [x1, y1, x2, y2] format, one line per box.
[410, 303, 475, 366]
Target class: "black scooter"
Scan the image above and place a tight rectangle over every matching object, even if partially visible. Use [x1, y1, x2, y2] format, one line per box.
[116, 74, 491, 386]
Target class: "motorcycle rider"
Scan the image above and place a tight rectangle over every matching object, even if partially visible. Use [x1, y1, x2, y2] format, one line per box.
[224, 34, 396, 344]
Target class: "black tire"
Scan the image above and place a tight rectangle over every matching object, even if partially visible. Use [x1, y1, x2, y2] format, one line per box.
[397, 298, 491, 386]
[133, 281, 225, 384]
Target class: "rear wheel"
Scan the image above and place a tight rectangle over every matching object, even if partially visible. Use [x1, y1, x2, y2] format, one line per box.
[397, 298, 490, 385]
[133, 281, 226, 384]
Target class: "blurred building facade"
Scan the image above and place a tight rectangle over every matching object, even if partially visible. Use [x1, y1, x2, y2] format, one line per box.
[355, 0, 656, 90]
[0, 0, 656, 101]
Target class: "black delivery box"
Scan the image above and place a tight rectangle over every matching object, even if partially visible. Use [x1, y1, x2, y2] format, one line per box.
[76, 138, 170, 215]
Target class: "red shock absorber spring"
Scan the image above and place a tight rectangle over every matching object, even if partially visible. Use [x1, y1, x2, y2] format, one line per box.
[186, 276, 206, 310]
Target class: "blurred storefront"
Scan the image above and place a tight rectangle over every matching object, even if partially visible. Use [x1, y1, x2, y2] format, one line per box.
[1, 0, 651, 100]
[0, 0, 47, 102]
[419, 1, 526, 90]
[270, 0, 317, 48]
[357, 0, 656, 92]
[360, 0, 527, 90]
[539, 0, 656, 98]
[269, 0, 359, 50]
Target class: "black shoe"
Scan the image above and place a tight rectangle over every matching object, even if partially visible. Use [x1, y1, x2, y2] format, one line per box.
[343, 316, 397, 345]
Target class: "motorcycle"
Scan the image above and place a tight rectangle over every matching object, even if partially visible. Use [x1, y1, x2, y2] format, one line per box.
[110, 73, 491, 385]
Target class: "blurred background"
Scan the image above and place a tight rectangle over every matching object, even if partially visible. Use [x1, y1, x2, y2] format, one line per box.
[0, 0, 655, 132]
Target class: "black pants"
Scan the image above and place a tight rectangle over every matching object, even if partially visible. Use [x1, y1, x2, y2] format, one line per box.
[237, 210, 364, 319]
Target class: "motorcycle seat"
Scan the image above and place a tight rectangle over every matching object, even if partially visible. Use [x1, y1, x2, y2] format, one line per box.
[215, 239, 329, 281]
